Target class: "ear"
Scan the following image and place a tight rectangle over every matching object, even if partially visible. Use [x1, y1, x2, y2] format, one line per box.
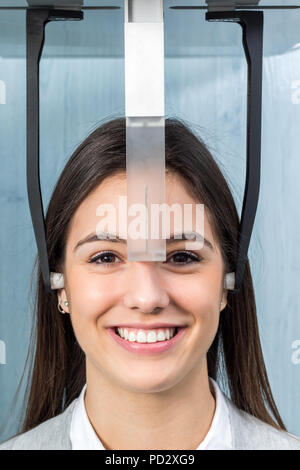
[57, 288, 70, 314]
[220, 289, 228, 312]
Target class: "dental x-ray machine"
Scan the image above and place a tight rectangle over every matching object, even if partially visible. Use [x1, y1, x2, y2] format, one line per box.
[25, 0, 264, 296]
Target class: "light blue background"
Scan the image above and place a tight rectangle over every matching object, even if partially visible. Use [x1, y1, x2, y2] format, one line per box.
[0, 0, 300, 442]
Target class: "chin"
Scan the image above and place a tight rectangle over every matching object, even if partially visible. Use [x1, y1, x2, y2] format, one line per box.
[119, 374, 177, 394]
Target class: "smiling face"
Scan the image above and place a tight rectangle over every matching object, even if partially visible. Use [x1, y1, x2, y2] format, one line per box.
[58, 171, 228, 393]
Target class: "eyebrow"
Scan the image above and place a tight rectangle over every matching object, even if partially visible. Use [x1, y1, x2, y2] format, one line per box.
[74, 231, 214, 252]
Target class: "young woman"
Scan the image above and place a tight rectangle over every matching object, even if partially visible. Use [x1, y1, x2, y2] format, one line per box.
[1, 117, 300, 450]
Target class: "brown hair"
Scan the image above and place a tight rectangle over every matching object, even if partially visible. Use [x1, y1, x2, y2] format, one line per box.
[8, 116, 287, 436]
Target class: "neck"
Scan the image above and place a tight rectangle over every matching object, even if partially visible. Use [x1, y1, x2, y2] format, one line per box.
[84, 357, 216, 450]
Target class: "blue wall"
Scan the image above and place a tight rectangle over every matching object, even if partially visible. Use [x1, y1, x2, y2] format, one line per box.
[1, 0, 300, 442]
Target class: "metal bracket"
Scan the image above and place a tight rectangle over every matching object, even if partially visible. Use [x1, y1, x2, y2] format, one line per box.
[26, 8, 83, 294]
[27, 0, 83, 8]
[206, 10, 263, 294]
[206, 1, 260, 12]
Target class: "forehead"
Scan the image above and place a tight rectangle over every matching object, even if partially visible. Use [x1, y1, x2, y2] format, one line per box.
[67, 172, 216, 246]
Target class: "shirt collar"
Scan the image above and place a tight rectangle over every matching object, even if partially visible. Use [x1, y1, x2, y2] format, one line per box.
[70, 377, 233, 450]
[197, 377, 233, 449]
[70, 383, 105, 450]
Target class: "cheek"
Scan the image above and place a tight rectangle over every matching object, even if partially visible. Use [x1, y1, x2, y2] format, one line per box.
[172, 275, 221, 350]
[172, 272, 220, 318]
[67, 267, 116, 332]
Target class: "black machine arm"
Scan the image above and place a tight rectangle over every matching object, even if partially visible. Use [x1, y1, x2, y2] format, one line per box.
[206, 11, 264, 294]
[26, 8, 83, 294]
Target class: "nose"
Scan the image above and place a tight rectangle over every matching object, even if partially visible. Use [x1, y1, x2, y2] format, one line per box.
[123, 262, 169, 314]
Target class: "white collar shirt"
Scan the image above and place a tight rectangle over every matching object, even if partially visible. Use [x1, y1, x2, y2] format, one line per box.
[70, 377, 233, 450]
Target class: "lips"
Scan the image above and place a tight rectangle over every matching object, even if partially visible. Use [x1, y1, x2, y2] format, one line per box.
[106, 326, 188, 355]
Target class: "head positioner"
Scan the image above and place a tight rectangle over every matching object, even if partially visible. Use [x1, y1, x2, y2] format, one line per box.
[50, 271, 235, 291]
[26, 1, 263, 295]
[125, 0, 166, 263]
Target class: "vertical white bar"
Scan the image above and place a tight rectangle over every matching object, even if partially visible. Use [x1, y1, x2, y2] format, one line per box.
[125, 0, 166, 261]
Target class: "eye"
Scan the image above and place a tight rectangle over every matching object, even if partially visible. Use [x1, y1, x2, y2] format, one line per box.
[167, 250, 202, 265]
[89, 251, 121, 267]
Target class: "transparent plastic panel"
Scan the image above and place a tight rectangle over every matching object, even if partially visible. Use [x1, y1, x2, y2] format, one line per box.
[126, 117, 166, 261]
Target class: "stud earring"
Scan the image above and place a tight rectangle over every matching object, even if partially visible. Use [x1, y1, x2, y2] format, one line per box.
[58, 302, 66, 314]
[64, 301, 69, 307]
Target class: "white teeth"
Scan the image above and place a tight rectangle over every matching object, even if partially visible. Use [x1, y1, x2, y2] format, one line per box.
[128, 331, 135, 342]
[147, 331, 157, 343]
[116, 327, 177, 343]
[136, 331, 147, 343]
